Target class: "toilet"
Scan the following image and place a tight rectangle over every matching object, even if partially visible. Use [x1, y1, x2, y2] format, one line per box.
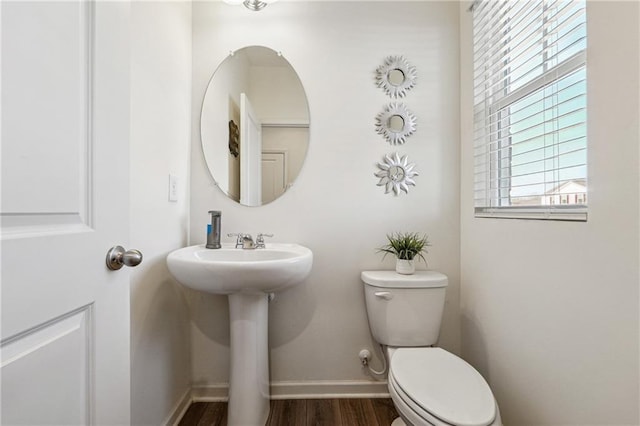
[362, 270, 502, 426]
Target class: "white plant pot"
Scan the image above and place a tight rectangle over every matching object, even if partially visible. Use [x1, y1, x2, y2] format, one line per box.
[396, 259, 415, 275]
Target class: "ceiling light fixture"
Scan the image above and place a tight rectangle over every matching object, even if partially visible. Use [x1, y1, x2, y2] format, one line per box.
[223, 0, 278, 12]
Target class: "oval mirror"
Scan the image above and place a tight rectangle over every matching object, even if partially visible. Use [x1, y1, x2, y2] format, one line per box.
[201, 46, 310, 206]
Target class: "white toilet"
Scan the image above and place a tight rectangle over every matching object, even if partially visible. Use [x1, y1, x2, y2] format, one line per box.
[362, 270, 502, 426]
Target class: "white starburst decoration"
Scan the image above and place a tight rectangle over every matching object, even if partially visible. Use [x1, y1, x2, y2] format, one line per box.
[375, 102, 417, 145]
[375, 153, 419, 195]
[375, 55, 418, 98]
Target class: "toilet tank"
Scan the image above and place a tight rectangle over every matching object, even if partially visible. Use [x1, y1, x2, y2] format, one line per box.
[362, 270, 448, 347]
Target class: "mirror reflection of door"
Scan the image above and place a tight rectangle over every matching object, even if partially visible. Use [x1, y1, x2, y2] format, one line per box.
[240, 93, 262, 206]
[262, 151, 287, 204]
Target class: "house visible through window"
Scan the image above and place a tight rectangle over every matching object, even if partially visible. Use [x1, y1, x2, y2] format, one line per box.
[472, 0, 587, 220]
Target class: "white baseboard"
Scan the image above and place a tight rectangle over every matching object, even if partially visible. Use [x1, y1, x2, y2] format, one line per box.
[164, 387, 192, 426]
[191, 383, 229, 401]
[167, 380, 390, 424]
[270, 380, 390, 399]
[191, 379, 389, 402]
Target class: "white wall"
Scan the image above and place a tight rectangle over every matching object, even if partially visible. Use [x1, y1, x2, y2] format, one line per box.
[189, 1, 460, 395]
[130, 3, 193, 425]
[460, 2, 640, 424]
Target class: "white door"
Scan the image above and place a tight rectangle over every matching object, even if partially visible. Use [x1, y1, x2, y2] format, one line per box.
[261, 151, 287, 204]
[1, 2, 132, 425]
[240, 93, 262, 206]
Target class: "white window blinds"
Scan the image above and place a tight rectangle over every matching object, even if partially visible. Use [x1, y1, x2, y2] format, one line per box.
[472, 0, 587, 220]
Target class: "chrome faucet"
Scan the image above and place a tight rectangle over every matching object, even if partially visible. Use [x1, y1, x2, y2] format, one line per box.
[228, 233, 245, 249]
[206, 210, 222, 249]
[242, 235, 255, 249]
[255, 233, 273, 248]
[228, 233, 255, 249]
[228, 233, 273, 249]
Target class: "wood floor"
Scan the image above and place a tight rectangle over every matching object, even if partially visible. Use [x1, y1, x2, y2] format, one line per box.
[179, 399, 399, 426]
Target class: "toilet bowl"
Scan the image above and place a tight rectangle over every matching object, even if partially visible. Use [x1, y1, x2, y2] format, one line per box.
[386, 347, 501, 426]
[361, 271, 502, 426]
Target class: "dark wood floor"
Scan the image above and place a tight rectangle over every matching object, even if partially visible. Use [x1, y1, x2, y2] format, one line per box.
[179, 398, 398, 426]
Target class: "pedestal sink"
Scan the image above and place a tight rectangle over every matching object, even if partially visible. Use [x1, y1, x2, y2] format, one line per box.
[166, 243, 313, 426]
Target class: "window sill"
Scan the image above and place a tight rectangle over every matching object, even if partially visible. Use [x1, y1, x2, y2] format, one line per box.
[474, 207, 588, 222]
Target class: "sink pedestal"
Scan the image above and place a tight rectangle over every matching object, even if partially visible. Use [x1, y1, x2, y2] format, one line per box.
[165, 243, 313, 425]
[227, 292, 270, 426]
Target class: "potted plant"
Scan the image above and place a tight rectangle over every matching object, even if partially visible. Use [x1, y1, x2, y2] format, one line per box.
[377, 232, 430, 275]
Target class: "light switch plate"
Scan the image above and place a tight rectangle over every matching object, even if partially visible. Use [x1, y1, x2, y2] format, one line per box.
[169, 174, 178, 202]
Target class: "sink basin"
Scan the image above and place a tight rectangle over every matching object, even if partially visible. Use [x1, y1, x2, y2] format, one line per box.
[166, 242, 313, 425]
[166, 243, 313, 294]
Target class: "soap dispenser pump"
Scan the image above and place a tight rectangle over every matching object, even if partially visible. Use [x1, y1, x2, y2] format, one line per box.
[206, 210, 222, 249]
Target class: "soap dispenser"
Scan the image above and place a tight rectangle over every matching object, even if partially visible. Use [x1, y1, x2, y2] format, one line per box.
[206, 210, 222, 249]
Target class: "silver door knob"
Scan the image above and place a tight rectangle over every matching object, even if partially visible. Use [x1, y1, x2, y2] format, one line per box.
[106, 246, 143, 270]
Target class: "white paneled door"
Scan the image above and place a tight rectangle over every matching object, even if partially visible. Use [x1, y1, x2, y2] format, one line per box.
[261, 151, 287, 205]
[240, 93, 262, 207]
[1, 2, 131, 425]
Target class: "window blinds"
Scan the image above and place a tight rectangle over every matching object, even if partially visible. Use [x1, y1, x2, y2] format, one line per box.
[472, 0, 587, 220]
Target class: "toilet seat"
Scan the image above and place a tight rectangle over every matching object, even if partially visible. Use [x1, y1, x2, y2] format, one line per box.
[389, 372, 453, 426]
[389, 348, 496, 426]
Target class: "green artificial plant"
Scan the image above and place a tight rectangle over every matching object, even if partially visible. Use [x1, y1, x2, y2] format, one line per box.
[377, 232, 430, 263]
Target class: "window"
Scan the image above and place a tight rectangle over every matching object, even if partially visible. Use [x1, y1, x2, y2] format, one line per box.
[472, 0, 587, 220]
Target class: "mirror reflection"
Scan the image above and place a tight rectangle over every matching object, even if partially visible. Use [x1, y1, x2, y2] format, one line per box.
[388, 165, 406, 182]
[388, 115, 405, 132]
[201, 46, 310, 207]
[388, 69, 405, 86]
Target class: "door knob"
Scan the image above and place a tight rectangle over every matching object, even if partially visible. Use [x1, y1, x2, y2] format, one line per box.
[106, 246, 143, 270]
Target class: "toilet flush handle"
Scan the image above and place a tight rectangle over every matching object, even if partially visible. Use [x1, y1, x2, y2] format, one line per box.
[374, 291, 393, 300]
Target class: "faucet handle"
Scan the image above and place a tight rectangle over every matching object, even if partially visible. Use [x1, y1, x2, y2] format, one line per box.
[227, 233, 245, 248]
[256, 233, 273, 248]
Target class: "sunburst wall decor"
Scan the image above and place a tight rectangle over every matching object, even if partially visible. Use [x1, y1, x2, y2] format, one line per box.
[375, 152, 419, 195]
[375, 55, 417, 98]
[375, 102, 417, 145]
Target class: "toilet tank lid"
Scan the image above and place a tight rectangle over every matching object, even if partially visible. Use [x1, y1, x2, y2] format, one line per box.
[361, 270, 448, 288]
